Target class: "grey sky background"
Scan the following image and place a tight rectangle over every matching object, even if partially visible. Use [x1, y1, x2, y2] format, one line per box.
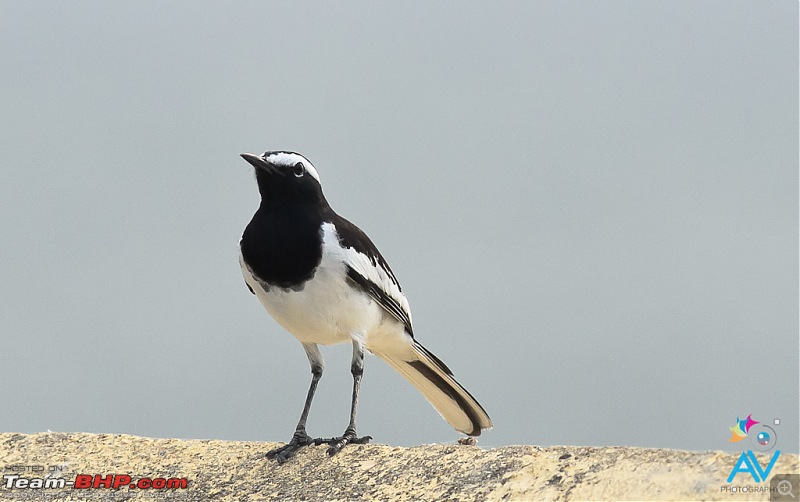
[1, 1, 797, 455]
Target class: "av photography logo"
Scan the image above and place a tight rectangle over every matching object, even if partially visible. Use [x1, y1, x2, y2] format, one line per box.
[726, 414, 781, 483]
[718, 413, 800, 499]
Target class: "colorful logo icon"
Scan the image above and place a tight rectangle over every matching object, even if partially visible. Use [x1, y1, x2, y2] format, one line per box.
[725, 413, 781, 483]
[729, 414, 759, 442]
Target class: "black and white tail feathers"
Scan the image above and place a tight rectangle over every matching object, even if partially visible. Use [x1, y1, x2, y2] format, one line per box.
[377, 340, 492, 436]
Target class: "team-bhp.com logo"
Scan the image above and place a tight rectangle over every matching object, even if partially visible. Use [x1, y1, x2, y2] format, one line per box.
[726, 414, 781, 483]
[3, 471, 188, 492]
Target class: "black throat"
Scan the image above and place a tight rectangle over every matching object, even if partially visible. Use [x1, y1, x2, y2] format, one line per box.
[240, 200, 328, 290]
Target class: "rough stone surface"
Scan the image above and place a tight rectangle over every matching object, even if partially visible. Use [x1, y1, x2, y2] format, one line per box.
[0, 432, 797, 501]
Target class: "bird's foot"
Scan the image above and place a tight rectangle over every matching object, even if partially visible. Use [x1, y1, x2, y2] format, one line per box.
[314, 429, 372, 457]
[266, 431, 314, 464]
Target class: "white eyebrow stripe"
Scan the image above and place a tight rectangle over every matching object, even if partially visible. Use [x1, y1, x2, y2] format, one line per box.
[263, 151, 321, 183]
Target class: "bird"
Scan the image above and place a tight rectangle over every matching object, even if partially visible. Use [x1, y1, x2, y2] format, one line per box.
[238, 150, 492, 463]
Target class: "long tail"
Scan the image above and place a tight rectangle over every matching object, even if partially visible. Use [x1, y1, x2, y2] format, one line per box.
[377, 340, 492, 436]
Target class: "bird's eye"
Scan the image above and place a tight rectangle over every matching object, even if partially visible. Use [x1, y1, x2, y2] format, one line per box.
[292, 162, 305, 177]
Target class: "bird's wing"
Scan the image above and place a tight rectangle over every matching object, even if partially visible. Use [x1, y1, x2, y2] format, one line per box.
[323, 218, 414, 335]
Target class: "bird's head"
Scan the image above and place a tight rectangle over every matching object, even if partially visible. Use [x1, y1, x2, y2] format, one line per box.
[241, 151, 324, 204]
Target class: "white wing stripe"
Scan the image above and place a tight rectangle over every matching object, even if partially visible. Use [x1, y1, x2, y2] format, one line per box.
[321, 222, 413, 329]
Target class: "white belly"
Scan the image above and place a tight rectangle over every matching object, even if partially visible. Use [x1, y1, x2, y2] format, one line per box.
[240, 251, 384, 346]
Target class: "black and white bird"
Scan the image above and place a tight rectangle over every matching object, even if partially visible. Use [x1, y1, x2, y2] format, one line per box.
[239, 150, 492, 463]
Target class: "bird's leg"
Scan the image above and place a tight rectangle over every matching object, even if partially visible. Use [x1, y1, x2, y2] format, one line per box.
[317, 340, 372, 456]
[266, 344, 323, 463]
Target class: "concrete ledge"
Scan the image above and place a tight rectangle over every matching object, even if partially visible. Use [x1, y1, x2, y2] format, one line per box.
[0, 432, 797, 501]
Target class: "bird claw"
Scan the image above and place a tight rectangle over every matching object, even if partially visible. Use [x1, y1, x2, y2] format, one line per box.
[266, 432, 314, 464]
[314, 432, 372, 456]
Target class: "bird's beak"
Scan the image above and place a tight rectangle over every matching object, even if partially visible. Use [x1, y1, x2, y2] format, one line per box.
[240, 153, 275, 173]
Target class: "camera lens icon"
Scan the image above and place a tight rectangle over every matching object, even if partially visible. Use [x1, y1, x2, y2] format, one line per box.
[750, 424, 778, 452]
